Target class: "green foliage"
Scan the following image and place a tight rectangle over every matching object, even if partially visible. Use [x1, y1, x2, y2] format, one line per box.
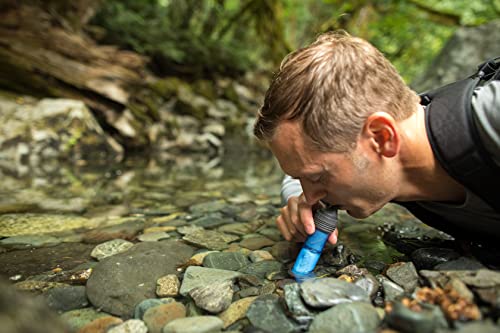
[281, 0, 500, 83]
[92, 0, 500, 82]
[92, 0, 289, 78]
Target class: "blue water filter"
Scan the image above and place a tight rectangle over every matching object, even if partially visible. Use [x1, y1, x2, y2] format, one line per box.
[291, 207, 338, 279]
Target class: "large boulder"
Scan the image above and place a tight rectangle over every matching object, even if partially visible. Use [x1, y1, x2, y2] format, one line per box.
[86, 240, 195, 318]
[0, 96, 123, 170]
[412, 19, 500, 92]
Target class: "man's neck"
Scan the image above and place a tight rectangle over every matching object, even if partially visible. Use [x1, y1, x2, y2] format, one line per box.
[396, 105, 466, 203]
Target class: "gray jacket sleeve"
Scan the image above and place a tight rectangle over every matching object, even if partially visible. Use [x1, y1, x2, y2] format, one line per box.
[472, 80, 500, 166]
[281, 175, 303, 205]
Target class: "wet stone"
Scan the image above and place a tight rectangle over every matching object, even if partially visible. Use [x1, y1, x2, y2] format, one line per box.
[410, 247, 461, 270]
[385, 301, 448, 333]
[309, 302, 381, 333]
[107, 319, 148, 333]
[134, 298, 175, 320]
[184, 251, 218, 266]
[238, 260, 283, 279]
[300, 278, 370, 308]
[451, 321, 500, 333]
[270, 241, 300, 263]
[283, 283, 316, 325]
[246, 294, 299, 333]
[189, 200, 227, 214]
[218, 296, 257, 329]
[0, 213, 92, 237]
[90, 239, 134, 261]
[143, 302, 186, 333]
[162, 316, 224, 333]
[386, 262, 419, 292]
[434, 257, 486, 271]
[354, 273, 380, 299]
[239, 236, 275, 250]
[249, 250, 274, 263]
[218, 223, 254, 236]
[60, 308, 111, 332]
[257, 227, 283, 242]
[238, 286, 260, 298]
[78, 316, 124, 333]
[378, 275, 405, 302]
[182, 229, 239, 251]
[192, 212, 234, 229]
[86, 240, 194, 317]
[83, 219, 144, 243]
[363, 259, 387, 274]
[42, 285, 88, 312]
[156, 274, 180, 297]
[0, 234, 61, 248]
[189, 279, 234, 313]
[179, 266, 242, 296]
[137, 231, 170, 242]
[202, 252, 250, 271]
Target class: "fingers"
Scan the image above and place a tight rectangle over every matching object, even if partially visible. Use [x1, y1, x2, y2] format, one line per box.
[276, 195, 315, 242]
[328, 229, 339, 245]
[298, 195, 315, 235]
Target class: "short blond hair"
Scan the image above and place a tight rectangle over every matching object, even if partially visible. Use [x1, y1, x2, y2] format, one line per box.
[254, 31, 420, 152]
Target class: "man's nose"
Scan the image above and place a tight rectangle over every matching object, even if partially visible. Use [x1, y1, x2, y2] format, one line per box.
[300, 179, 327, 205]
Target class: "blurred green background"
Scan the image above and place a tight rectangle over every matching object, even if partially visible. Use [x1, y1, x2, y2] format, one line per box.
[92, 0, 500, 83]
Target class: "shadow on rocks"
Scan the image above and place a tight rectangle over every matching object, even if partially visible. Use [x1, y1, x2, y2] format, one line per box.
[0, 277, 68, 333]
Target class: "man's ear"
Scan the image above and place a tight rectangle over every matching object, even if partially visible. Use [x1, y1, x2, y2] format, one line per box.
[362, 112, 400, 157]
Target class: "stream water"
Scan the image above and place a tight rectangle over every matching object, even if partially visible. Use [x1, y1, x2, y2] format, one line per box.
[0, 139, 438, 280]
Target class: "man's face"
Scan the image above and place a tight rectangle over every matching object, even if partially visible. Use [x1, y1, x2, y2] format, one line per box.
[269, 121, 397, 218]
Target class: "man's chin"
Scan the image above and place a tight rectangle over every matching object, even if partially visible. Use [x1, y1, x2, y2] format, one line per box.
[345, 205, 382, 219]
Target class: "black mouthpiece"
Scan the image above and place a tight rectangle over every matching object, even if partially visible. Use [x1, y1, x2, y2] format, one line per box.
[314, 207, 338, 233]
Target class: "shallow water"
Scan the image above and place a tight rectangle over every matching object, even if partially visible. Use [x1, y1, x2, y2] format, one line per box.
[0, 141, 439, 280]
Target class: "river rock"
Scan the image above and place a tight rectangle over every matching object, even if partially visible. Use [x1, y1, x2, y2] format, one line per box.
[202, 252, 250, 271]
[308, 302, 381, 333]
[61, 308, 111, 333]
[283, 283, 316, 324]
[300, 278, 370, 308]
[86, 240, 195, 317]
[137, 231, 170, 242]
[42, 285, 88, 312]
[410, 247, 461, 270]
[270, 241, 300, 263]
[385, 301, 448, 333]
[77, 316, 124, 333]
[107, 319, 148, 333]
[0, 213, 93, 237]
[90, 239, 134, 260]
[239, 236, 275, 250]
[386, 262, 419, 292]
[354, 273, 380, 299]
[246, 294, 299, 333]
[179, 266, 242, 296]
[134, 298, 175, 320]
[83, 219, 144, 243]
[218, 296, 257, 328]
[238, 260, 283, 279]
[378, 275, 405, 301]
[192, 213, 234, 229]
[189, 200, 227, 214]
[0, 234, 61, 248]
[182, 229, 239, 250]
[143, 302, 186, 333]
[156, 275, 180, 297]
[162, 316, 224, 333]
[189, 279, 234, 313]
[249, 250, 274, 262]
[434, 257, 486, 270]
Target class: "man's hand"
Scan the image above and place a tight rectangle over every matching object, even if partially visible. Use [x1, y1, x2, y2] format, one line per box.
[276, 194, 338, 244]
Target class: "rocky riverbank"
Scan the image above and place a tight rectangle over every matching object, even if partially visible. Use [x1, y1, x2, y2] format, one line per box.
[1, 194, 500, 333]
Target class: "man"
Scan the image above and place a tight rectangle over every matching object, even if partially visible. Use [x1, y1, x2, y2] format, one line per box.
[253, 31, 500, 249]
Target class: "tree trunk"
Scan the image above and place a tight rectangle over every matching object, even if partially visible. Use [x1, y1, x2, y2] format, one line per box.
[0, 2, 150, 148]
